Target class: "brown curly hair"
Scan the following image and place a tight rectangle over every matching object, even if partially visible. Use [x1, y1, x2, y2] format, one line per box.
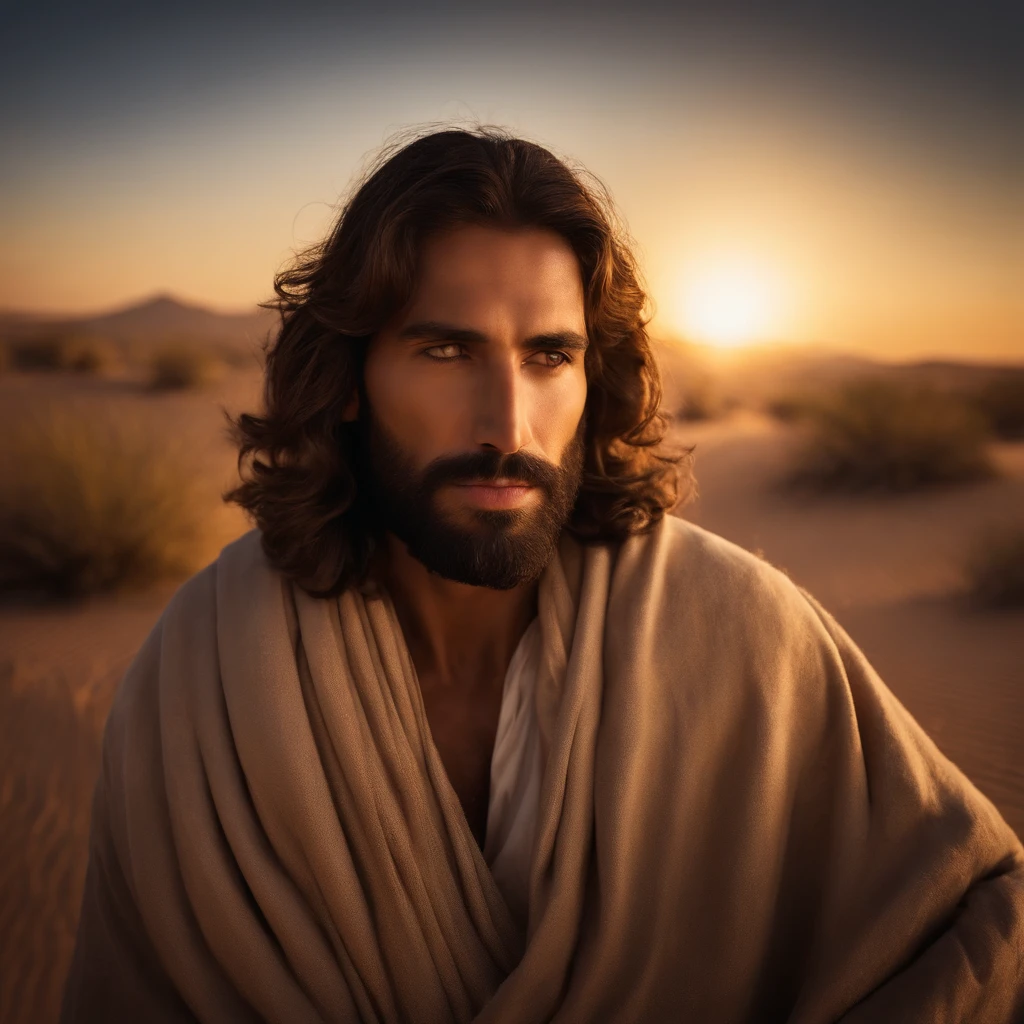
[224, 124, 694, 597]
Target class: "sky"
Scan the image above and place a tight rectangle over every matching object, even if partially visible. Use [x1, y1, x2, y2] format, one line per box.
[1, 0, 1021, 362]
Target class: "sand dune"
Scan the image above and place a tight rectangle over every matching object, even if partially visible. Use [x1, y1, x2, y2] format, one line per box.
[0, 377, 1020, 1024]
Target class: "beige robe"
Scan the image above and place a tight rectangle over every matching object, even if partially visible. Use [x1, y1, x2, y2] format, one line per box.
[481, 615, 544, 933]
[60, 516, 1024, 1022]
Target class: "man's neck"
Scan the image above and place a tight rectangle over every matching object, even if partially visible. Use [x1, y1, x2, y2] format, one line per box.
[376, 533, 539, 694]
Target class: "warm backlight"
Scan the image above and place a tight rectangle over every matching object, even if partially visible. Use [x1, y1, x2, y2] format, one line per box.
[677, 260, 786, 349]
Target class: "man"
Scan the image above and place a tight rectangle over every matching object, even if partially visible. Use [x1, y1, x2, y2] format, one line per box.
[62, 126, 1024, 1023]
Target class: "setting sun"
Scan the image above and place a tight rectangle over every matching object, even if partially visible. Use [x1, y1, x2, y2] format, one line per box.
[676, 259, 789, 349]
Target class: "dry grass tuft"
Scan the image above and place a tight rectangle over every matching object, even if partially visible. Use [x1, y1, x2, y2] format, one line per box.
[0, 406, 218, 599]
[783, 379, 996, 493]
[966, 370, 1024, 440]
[216, 342, 263, 370]
[9, 334, 119, 374]
[764, 392, 819, 423]
[672, 370, 732, 422]
[149, 342, 224, 390]
[966, 525, 1024, 609]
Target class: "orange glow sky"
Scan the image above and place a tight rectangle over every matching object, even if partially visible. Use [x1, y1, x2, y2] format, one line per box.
[1, 5, 1020, 363]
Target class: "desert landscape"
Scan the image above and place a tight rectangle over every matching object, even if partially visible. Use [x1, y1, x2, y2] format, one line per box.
[0, 298, 1022, 1023]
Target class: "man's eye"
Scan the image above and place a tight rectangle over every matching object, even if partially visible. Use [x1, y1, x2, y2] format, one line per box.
[423, 343, 464, 360]
[422, 346, 572, 367]
[536, 351, 572, 368]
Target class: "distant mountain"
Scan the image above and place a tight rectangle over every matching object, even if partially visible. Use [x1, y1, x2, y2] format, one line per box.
[0, 294, 278, 350]
[651, 337, 1022, 414]
[3, 302, 1018, 386]
[654, 338, 876, 406]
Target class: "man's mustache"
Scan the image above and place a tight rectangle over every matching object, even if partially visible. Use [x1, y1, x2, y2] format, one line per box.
[421, 450, 560, 492]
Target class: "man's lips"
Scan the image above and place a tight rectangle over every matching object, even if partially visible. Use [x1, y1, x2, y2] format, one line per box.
[449, 479, 539, 508]
[454, 478, 535, 488]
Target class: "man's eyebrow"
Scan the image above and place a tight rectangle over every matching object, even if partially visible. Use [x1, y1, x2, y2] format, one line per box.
[396, 320, 589, 351]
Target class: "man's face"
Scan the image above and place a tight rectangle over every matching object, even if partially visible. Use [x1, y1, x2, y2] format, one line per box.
[354, 224, 589, 590]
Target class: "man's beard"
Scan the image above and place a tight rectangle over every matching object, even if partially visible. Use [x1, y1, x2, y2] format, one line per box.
[355, 408, 586, 590]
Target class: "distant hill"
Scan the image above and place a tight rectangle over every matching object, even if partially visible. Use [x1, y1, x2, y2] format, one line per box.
[0, 294, 278, 351]
[652, 337, 1024, 417]
[2, 301, 1018, 396]
[653, 338, 878, 411]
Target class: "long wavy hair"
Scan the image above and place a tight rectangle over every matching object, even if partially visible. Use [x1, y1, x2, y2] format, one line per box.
[224, 124, 694, 597]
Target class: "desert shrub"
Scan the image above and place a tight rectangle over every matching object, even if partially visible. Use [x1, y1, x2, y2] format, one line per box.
[149, 342, 223, 389]
[673, 372, 728, 421]
[966, 524, 1024, 608]
[0, 406, 215, 598]
[216, 343, 262, 370]
[9, 334, 117, 373]
[966, 371, 1024, 440]
[10, 337, 70, 370]
[64, 336, 119, 373]
[784, 379, 996, 493]
[764, 393, 819, 423]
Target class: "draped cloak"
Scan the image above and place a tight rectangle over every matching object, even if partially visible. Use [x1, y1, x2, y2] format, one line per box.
[60, 515, 1024, 1022]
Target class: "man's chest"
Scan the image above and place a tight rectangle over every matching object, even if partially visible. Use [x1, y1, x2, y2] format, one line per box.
[419, 679, 506, 851]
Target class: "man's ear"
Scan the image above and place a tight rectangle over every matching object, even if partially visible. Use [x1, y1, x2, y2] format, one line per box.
[341, 391, 359, 422]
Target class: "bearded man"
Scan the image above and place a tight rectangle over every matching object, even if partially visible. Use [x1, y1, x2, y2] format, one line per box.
[61, 126, 1024, 1023]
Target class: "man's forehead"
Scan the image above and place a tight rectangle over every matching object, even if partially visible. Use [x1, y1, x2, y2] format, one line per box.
[413, 226, 584, 290]
[403, 252, 584, 331]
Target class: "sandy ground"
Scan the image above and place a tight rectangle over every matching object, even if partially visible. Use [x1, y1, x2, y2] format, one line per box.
[0, 374, 1021, 1023]
[0, 367, 258, 1023]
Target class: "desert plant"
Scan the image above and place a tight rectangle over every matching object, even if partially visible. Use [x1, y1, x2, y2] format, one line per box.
[965, 524, 1024, 608]
[10, 336, 71, 370]
[673, 371, 727, 422]
[149, 342, 223, 390]
[9, 334, 117, 373]
[966, 371, 1024, 440]
[63, 335, 119, 373]
[764, 393, 819, 423]
[784, 379, 996, 493]
[216, 342, 262, 370]
[0, 406, 217, 598]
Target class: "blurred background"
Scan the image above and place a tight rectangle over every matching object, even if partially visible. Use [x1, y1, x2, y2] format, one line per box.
[1, 2, 1021, 1021]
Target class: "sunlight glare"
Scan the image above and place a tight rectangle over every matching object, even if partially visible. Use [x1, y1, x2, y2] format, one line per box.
[679, 260, 785, 349]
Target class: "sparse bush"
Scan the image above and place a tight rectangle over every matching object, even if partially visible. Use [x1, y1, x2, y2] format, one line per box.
[0, 406, 216, 598]
[966, 524, 1024, 608]
[217, 343, 261, 370]
[64, 336, 119, 373]
[764, 393, 819, 423]
[673, 372, 727, 421]
[10, 337, 70, 370]
[149, 343, 223, 389]
[966, 371, 1024, 440]
[9, 334, 117, 373]
[784, 379, 996, 493]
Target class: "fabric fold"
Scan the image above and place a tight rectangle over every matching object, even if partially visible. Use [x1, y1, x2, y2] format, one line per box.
[61, 515, 1024, 1023]
[483, 615, 543, 933]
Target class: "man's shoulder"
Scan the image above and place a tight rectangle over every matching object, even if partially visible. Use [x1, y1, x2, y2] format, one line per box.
[626, 514, 815, 624]
[109, 530, 271, 703]
[160, 527, 270, 622]
[614, 515, 843, 688]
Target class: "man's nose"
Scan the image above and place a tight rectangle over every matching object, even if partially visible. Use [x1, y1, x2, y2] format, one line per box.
[474, 358, 533, 454]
